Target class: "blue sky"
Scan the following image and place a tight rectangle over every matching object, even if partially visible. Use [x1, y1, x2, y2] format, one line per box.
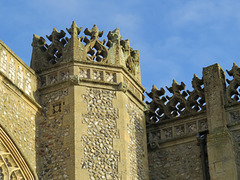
[1, 0, 240, 95]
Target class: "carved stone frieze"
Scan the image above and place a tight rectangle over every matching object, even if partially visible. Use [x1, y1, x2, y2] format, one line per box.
[147, 118, 208, 149]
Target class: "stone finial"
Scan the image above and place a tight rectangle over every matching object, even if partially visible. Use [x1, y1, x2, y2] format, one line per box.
[120, 39, 131, 51]
[226, 62, 240, 104]
[66, 21, 83, 36]
[82, 25, 108, 62]
[107, 28, 122, 47]
[31, 34, 47, 51]
[84, 24, 104, 41]
[46, 28, 66, 43]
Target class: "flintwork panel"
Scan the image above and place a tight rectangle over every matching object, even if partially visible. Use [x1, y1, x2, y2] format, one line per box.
[9, 58, 15, 83]
[39, 69, 70, 88]
[25, 72, 32, 96]
[126, 102, 146, 180]
[105, 72, 116, 83]
[79, 68, 90, 79]
[49, 73, 58, 85]
[38, 88, 70, 179]
[60, 70, 69, 81]
[92, 70, 103, 81]
[81, 88, 120, 180]
[148, 141, 203, 180]
[0, 85, 36, 166]
[232, 130, 240, 176]
[17, 66, 23, 89]
[78, 67, 117, 83]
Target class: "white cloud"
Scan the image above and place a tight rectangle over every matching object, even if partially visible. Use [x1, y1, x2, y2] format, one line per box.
[112, 13, 142, 32]
[169, 0, 240, 26]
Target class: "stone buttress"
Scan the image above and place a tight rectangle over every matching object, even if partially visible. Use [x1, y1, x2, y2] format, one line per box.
[31, 21, 149, 179]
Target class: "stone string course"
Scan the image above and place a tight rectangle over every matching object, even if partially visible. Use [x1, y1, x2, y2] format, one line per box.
[126, 102, 146, 180]
[81, 88, 120, 180]
[38, 88, 70, 180]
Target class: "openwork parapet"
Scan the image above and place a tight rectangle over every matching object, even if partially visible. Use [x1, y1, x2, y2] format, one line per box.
[146, 74, 205, 124]
[226, 63, 240, 105]
[31, 21, 140, 81]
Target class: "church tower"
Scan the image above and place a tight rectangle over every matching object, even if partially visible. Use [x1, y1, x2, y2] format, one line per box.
[31, 21, 149, 179]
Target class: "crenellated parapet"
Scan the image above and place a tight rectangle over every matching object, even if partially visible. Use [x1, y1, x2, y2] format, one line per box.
[146, 74, 205, 124]
[31, 21, 141, 81]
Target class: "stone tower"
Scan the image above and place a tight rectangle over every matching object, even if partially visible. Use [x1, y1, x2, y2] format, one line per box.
[31, 21, 149, 179]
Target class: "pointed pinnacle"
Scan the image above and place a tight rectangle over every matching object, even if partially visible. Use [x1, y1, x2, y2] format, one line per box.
[53, 28, 58, 32]
[72, 21, 77, 27]
[67, 21, 82, 36]
[173, 79, 178, 84]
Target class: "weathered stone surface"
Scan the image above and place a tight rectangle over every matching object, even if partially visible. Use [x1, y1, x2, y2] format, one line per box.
[81, 88, 120, 180]
[30, 21, 141, 82]
[148, 140, 203, 180]
[146, 74, 205, 124]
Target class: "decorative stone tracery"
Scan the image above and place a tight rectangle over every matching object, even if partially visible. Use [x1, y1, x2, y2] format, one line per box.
[0, 126, 35, 179]
[146, 74, 205, 124]
[30, 22, 140, 80]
